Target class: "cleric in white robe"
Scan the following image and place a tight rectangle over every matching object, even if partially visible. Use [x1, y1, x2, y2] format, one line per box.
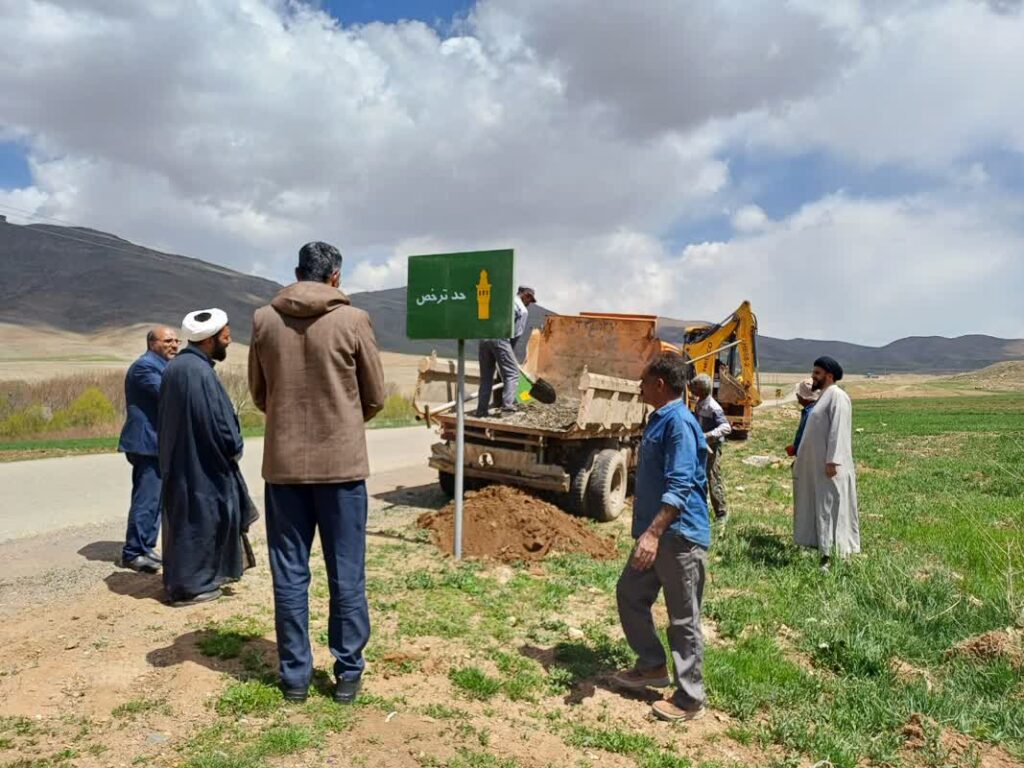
[792, 356, 860, 570]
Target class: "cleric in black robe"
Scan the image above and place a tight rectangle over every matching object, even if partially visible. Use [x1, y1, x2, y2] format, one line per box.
[158, 308, 256, 605]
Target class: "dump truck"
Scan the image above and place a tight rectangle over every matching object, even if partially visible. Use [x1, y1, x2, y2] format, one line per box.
[413, 303, 760, 522]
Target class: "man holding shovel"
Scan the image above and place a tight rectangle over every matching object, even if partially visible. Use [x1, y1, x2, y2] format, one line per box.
[475, 285, 536, 417]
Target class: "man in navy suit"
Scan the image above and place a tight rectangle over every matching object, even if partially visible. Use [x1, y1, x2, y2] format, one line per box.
[118, 325, 179, 572]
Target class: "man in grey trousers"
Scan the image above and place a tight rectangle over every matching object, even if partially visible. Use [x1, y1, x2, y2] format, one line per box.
[612, 352, 711, 722]
[475, 286, 535, 417]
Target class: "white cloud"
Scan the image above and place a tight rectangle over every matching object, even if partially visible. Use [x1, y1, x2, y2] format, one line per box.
[731, 204, 770, 234]
[0, 0, 1022, 344]
[679, 192, 1024, 344]
[752, 1, 1024, 169]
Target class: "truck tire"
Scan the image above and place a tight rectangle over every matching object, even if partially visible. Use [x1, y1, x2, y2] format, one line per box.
[438, 471, 455, 498]
[566, 463, 592, 516]
[586, 449, 628, 522]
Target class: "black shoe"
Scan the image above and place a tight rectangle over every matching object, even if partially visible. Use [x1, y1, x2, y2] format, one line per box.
[281, 684, 308, 703]
[498, 406, 519, 416]
[333, 677, 362, 705]
[123, 554, 161, 574]
[171, 588, 222, 606]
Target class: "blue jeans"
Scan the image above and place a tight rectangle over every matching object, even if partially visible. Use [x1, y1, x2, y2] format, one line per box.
[476, 339, 519, 414]
[122, 453, 161, 562]
[265, 481, 369, 689]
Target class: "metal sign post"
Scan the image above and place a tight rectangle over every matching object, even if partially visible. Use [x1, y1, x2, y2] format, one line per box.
[406, 249, 514, 561]
[454, 339, 466, 560]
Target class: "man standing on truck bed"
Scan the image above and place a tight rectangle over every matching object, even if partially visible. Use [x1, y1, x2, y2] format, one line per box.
[612, 352, 710, 722]
[688, 373, 731, 523]
[475, 285, 536, 416]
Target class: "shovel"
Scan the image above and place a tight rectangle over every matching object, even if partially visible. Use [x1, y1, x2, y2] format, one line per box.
[515, 367, 557, 404]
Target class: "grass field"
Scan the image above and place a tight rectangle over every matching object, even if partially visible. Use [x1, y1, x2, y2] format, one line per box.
[2, 394, 1021, 767]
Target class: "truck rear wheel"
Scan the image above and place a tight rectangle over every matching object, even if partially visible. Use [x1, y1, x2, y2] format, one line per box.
[568, 452, 596, 516]
[586, 449, 628, 522]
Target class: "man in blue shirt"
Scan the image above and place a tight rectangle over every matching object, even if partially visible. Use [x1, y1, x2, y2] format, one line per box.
[612, 353, 710, 722]
[118, 325, 179, 572]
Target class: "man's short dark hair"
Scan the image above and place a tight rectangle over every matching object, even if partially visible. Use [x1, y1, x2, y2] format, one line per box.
[644, 352, 689, 395]
[146, 329, 157, 348]
[297, 241, 343, 283]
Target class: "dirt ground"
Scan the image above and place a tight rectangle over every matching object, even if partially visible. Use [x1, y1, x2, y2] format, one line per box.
[0, 487, 775, 768]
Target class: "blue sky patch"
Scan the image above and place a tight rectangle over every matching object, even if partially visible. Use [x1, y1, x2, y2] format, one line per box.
[726, 149, 939, 221]
[319, 0, 474, 28]
[0, 141, 32, 190]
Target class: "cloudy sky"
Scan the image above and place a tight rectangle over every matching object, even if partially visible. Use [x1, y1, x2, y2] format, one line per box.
[1, 0, 1023, 344]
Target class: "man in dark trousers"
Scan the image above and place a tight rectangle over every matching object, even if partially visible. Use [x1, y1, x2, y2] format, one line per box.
[612, 352, 710, 722]
[159, 308, 255, 606]
[118, 324, 179, 573]
[475, 285, 535, 416]
[249, 241, 386, 705]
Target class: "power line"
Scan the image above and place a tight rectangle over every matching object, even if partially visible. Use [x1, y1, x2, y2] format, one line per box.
[0, 213, 159, 260]
[0, 202, 135, 246]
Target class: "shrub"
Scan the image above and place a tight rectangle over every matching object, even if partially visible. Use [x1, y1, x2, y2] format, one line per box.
[0, 405, 50, 438]
[49, 387, 117, 431]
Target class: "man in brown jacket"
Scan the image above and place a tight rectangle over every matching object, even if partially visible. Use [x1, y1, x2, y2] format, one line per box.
[249, 241, 385, 705]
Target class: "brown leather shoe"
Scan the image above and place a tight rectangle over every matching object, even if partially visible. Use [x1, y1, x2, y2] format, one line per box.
[609, 665, 671, 690]
[651, 699, 706, 722]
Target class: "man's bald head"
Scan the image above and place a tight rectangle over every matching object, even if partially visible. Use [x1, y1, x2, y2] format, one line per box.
[147, 325, 180, 360]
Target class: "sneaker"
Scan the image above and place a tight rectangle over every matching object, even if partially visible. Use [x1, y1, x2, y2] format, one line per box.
[651, 699, 706, 722]
[123, 554, 161, 574]
[610, 665, 671, 690]
[171, 588, 222, 607]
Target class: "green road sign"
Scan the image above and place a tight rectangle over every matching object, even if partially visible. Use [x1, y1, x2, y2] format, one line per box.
[406, 249, 515, 340]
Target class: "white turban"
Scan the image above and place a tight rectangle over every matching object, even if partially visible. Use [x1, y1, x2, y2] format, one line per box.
[182, 308, 228, 342]
[795, 378, 819, 402]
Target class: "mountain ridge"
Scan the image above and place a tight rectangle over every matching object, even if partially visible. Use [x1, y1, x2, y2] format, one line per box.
[1, 220, 1020, 374]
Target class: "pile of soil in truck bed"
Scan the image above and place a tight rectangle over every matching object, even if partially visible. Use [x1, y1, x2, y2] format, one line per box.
[471, 398, 581, 431]
[417, 485, 619, 562]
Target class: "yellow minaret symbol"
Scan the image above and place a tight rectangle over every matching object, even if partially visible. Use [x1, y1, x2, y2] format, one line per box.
[476, 269, 491, 320]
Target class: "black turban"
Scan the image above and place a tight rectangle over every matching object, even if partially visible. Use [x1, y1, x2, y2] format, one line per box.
[814, 356, 844, 381]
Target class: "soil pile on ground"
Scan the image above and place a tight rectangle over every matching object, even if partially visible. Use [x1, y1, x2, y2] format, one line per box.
[901, 713, 1021, 768]
[417, 485, 618, 562]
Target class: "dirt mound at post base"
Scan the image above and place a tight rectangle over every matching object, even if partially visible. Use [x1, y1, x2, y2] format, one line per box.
[417, 485, 619, 563]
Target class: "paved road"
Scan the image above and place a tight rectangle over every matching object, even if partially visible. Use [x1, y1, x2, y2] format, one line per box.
[0, 427, 439, 543]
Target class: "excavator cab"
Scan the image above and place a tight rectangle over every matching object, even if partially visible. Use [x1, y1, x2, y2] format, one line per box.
[679, 300, 761, 438]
